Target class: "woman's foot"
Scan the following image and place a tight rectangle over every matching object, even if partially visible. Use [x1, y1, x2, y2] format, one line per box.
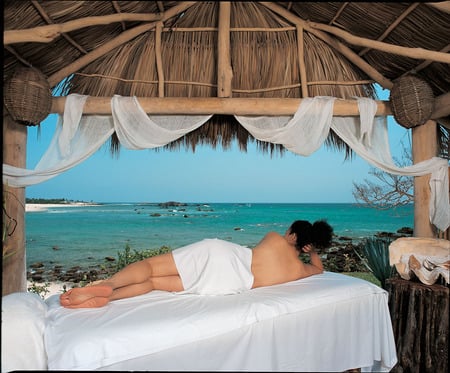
[60, 285, 113, 308]
[64, 296, 110, 309]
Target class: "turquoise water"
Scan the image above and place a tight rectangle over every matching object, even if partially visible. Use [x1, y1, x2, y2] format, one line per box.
[25, 202, 413, 268]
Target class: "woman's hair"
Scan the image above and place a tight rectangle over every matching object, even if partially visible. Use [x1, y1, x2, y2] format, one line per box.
[289, 219, 333, 250]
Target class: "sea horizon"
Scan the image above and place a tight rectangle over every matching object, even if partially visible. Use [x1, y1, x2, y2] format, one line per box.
[27, 200, 403, 205]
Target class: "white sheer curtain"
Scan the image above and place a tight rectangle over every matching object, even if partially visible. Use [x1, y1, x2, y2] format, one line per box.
[3, 94, 115, 186]
[3, 94, 211, 187]
[235, 97, 335, 155]
[3, 94, 449, 230]
[112, 95, 212, 149]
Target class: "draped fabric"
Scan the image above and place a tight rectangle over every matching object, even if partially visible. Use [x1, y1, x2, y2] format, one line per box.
[112, 95, 212, 149]
[3, 95, 211, 186]
[3, 94, 449, 230]
[3, 95, 115, 186]
[235, 96, 335, 156]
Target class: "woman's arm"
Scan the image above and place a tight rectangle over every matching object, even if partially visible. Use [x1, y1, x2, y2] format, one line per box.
[301, 244, 324, 275]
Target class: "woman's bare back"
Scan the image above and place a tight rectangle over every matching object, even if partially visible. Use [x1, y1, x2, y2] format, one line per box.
[251, 232, 304, 288]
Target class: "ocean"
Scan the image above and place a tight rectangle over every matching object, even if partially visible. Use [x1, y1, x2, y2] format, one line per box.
[25, 202, 413, 269]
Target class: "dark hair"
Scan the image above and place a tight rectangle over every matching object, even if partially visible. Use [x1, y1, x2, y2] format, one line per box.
[288, 219, 333, 250]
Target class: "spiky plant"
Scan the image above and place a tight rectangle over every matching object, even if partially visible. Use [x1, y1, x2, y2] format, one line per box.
[355, 237, 396, 289]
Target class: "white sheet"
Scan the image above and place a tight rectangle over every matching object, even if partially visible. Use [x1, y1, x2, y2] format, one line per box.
[1, 292, 48, 372]
[44, 272, 397, 371]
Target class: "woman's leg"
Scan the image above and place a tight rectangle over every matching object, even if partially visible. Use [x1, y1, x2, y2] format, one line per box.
[60, 252, 181, 307]
[102, 252, 179, 289]
[109, 275, 183, 300]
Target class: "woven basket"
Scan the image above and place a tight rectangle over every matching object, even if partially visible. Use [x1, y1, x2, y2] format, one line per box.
[3, 67, 52, 126]
[389, 75, 434, 129]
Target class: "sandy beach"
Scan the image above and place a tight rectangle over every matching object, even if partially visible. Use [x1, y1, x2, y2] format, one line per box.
[26, 202, 98, 212]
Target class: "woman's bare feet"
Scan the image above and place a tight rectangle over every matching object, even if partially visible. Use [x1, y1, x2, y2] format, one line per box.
[60, 285, 113, 308]
[64, 296, 110, 309]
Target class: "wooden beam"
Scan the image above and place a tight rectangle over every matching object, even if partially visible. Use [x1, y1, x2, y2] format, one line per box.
[309, 21, 450, 64]
[156, 1, 165, 13]
[4, 12, 163, 44]
[404, 44, 450, 75]
[296, 25, 308, 97]
[358, 3, 420, 57]
[50, 96, 392, 116]
[217, 2, 233, 97]
[155, 22, 165, 97]
[48, 2, 198, 87]
[111, 1, 127, 31]
[329, 3, 349, 25]
[4, 45, 33, 67]
[306, 28, 394, 90]
[31, 0, 87, 54]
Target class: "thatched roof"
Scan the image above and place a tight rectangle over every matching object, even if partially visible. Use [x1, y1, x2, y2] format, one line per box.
[3, 1, 450, 157]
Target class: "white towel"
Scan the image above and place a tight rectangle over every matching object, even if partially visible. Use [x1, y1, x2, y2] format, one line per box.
[172, 238, 254, 295]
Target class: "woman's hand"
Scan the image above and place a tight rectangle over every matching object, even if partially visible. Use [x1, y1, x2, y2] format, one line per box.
[301, 244, 314, 253]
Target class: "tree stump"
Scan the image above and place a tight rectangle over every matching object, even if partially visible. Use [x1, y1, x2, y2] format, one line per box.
[386, 278, 448, 373]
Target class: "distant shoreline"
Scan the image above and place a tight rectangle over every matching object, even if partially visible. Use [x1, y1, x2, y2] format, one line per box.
[26, 202, 99, 212]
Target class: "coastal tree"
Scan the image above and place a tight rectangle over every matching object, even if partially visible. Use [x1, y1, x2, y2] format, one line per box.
[352, 142, 413, 209]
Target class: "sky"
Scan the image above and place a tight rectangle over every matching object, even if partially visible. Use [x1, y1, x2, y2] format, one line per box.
[24, 87, 411, 204]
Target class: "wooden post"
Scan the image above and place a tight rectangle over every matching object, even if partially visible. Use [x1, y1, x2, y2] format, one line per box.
[2, 113, 27, 295]
[217, 1, 232, 98]
[155, 21, 164, 98]
[412, 120, 438, 238]
[296, 25, 308, 98]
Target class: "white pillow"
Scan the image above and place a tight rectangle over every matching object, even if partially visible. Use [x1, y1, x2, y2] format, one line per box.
[1, 292, 48, 372]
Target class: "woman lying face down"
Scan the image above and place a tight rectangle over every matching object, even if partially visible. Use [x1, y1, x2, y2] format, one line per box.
[60, 219, 333, 308]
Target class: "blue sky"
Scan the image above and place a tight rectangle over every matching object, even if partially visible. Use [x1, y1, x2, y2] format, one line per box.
[24, 87, 410, 203]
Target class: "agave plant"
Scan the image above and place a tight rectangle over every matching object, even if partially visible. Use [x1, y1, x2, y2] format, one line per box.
[355, 237, 396, 289]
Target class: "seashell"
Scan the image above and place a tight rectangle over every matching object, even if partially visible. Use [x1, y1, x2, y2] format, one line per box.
[389, 237, 450, 285]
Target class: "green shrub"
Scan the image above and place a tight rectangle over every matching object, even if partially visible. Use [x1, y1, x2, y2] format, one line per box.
[28, 281, 50, 299]
[342, 271, 381, 287]
[115, 244, 171, 271]
[354, 237, 396, 289]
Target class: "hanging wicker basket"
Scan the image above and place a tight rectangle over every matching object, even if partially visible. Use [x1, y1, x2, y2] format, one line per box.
[389, 75, 435, 129]
[3, 67, 52, 126]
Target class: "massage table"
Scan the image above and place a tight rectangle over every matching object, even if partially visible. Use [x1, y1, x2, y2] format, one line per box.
[1, 271, 397, 372]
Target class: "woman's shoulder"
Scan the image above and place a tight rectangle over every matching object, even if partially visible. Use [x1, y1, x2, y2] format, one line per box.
[253, 232, 286, 250]
[263, 231, 284, 241]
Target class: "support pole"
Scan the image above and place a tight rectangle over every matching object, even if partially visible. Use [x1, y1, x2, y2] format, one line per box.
[296, 25, 308, 98]
[217, 2, 233, 97]
[412, 119, 438, 237]
[2, 113, 27, 296]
